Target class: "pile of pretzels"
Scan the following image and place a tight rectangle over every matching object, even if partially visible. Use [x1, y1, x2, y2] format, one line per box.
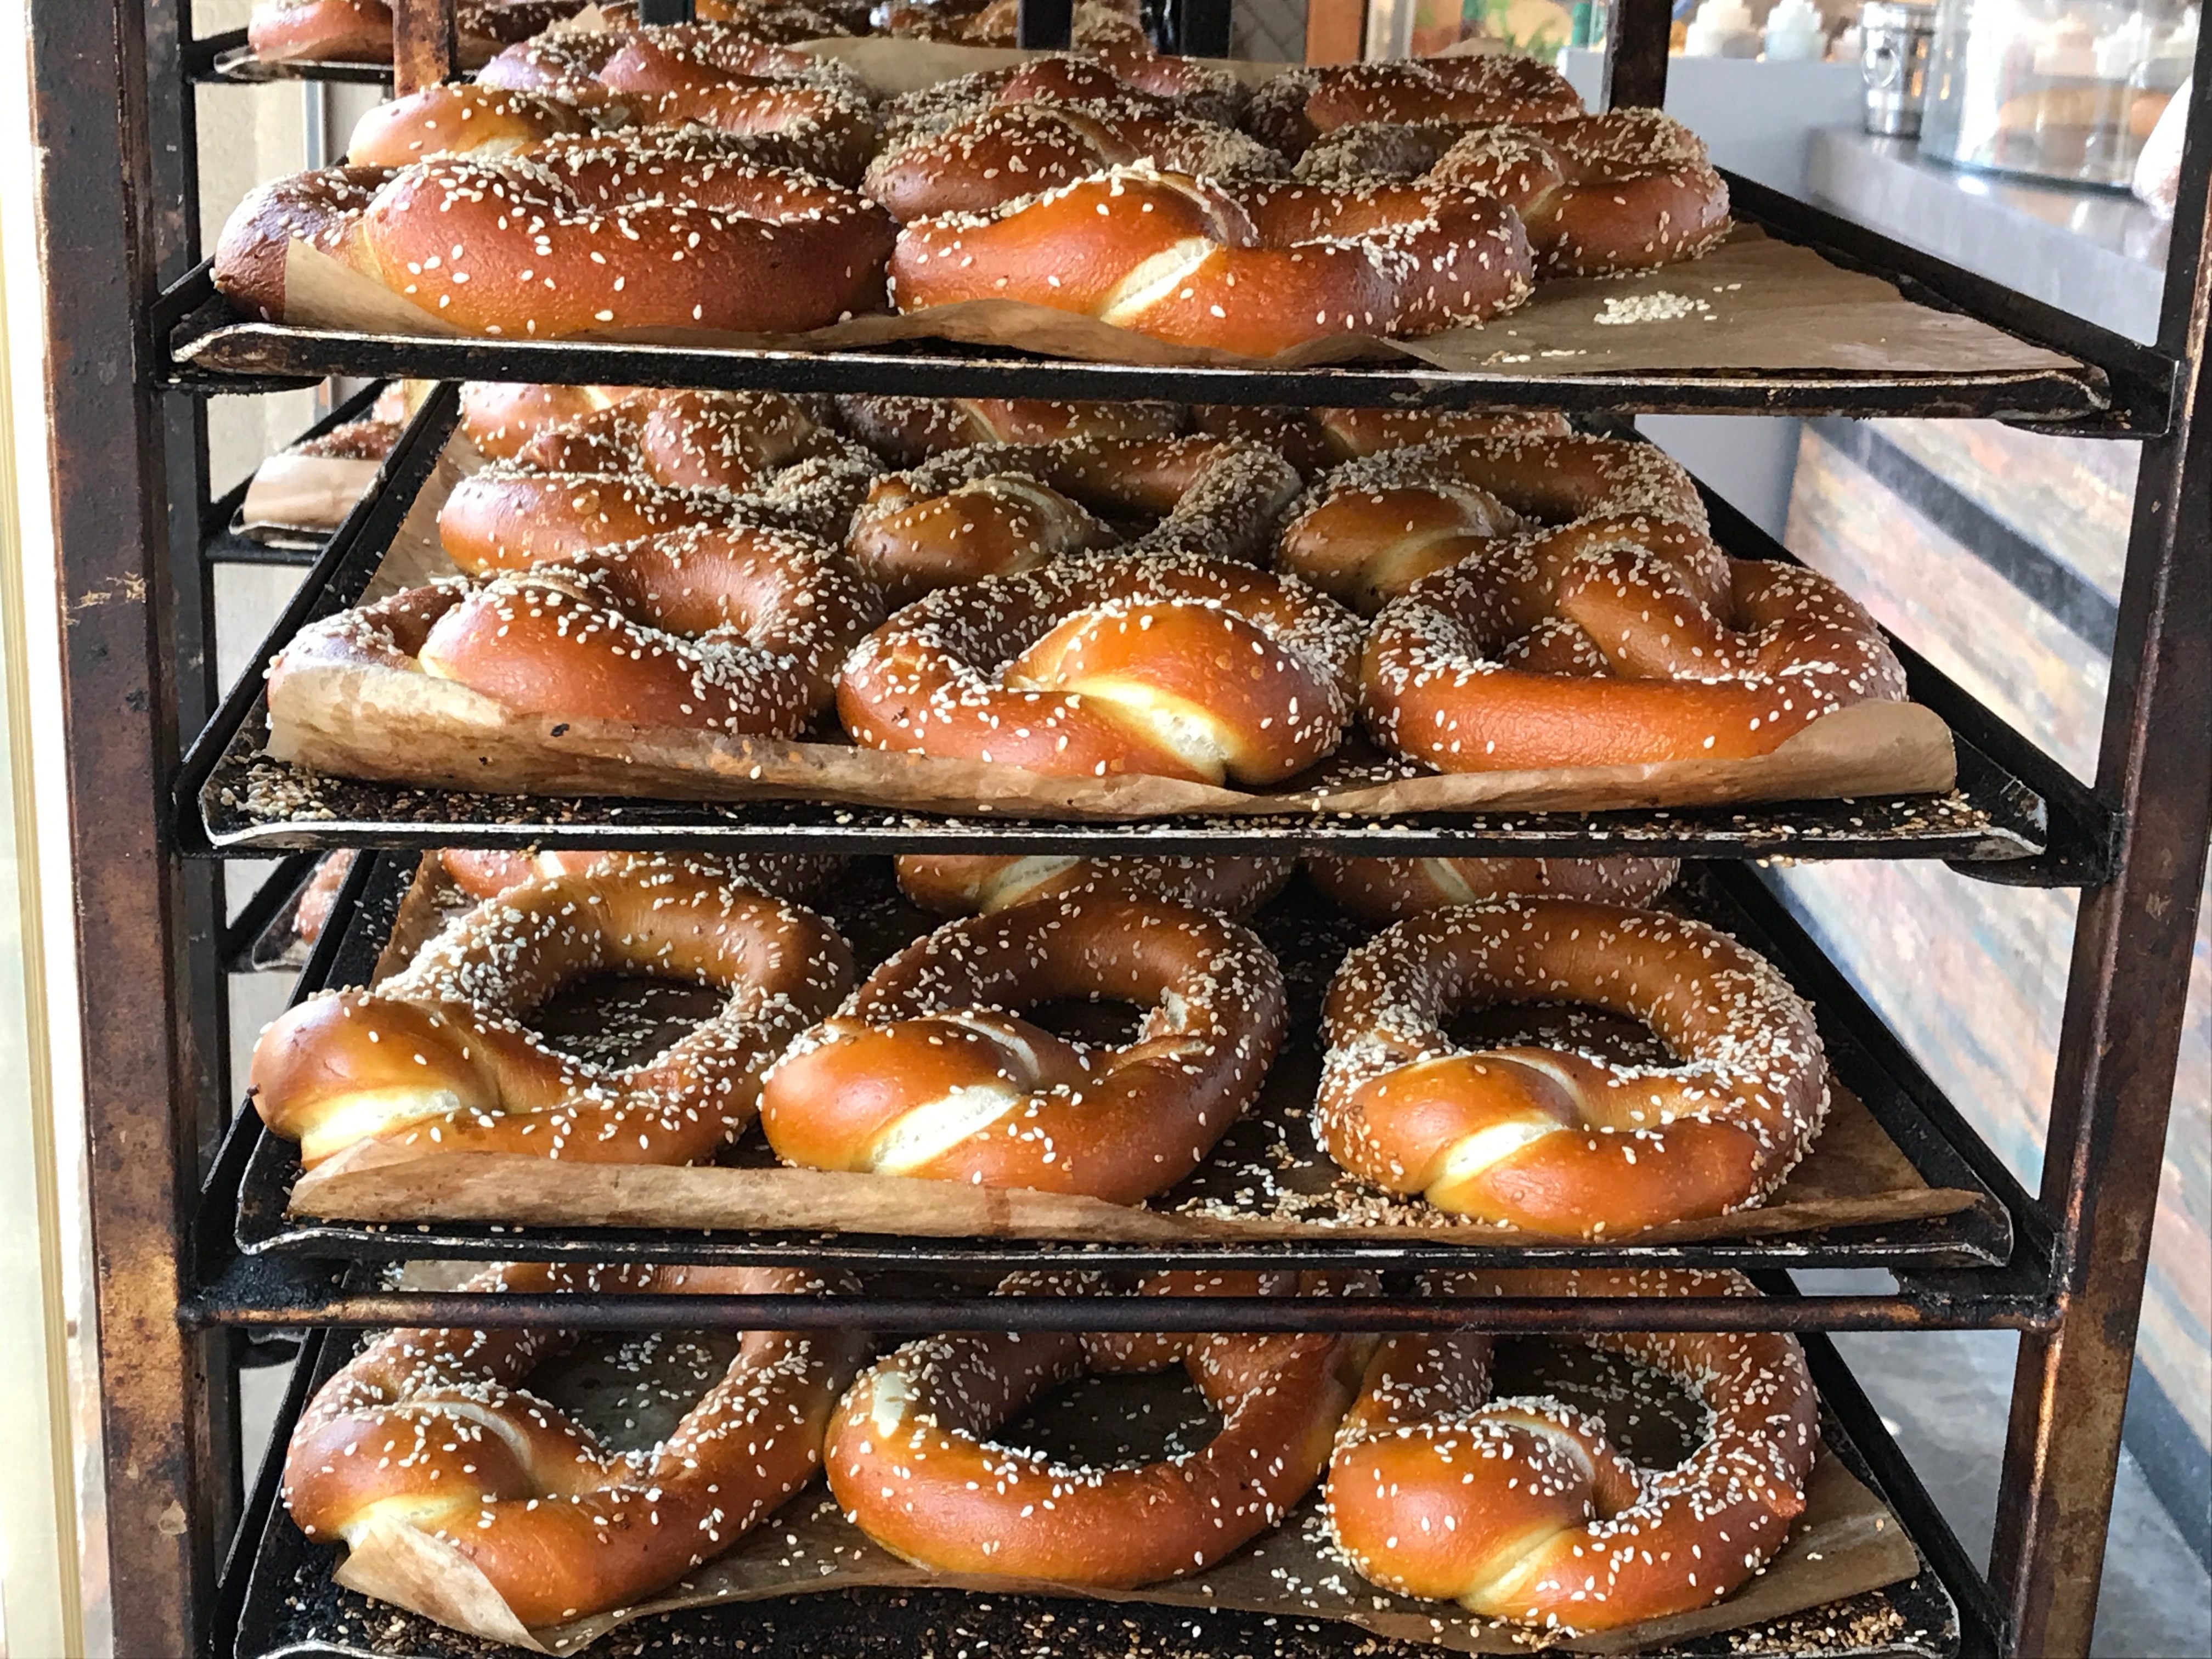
[271, 387, 1909, 789]
[264, 843, 1831, 1634]
[218, 14, 1734, 353]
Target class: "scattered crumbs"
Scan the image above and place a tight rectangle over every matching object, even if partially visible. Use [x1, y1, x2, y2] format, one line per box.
[1595, 291, 1713, 326]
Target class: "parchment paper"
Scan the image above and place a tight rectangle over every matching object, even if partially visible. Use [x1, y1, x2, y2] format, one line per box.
[285, 860, 1985, 1243]
[241, 453, 386, 534]
[268, 223, 2085, 386]
[319, 1333, 1923, 1655]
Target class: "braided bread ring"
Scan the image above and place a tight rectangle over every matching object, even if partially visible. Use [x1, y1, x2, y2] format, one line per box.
[1194, 405, 1568, 477]
[895, 854, 1294, 917]
[1317, 898, 1827, 1236]
[1306, 856, 1679, 921]
[888, 166, 1533, 357]
[477, 22, 820, 94]
[844, 435, 1301, 602]
[866, 101, 1284, 221]
[1302, 110, 1731, 277]
[439, 848, 839, 904]
[828, 1274, 1368, 1585]
[250, 855, 853, 1168]
[838, 554, 1363, 786]
[459, 382, 635, 459]
[759, 894, 1285, 1203]
[215, 133, 896, 336]
[1361, 528, 1910, 771]
[836, 394, 1185, 464]
[1245, 56, 1585, 155]
[1327, 1267, 1818, 1630]
[346, 85, 600, 168]
[414, 524, 882, 737]
[284, 1261, 868, 1628]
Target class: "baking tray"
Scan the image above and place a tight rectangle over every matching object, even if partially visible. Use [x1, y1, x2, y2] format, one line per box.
[205, 381, 396, 567]
[217, 845, 2021, 1278]
[213, 1319, 1984, 1659]
[174, 386, 2056, 865]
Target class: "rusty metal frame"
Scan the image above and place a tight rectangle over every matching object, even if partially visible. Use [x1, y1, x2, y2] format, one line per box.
[25, 0, 2211, 1650]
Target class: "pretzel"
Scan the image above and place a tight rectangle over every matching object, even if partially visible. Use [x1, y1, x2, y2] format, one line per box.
[1327, 1267, 1819, 1630]
[212, 131, 896, 336]
[1317, 897, 1828, 1236]
[890, 167, 1533, 357]
[347, 522, 880, 736]
[294, 851, 358, 947]
[345, 85, 601, 167]
[459, 382, 637, 460]
[1361, 523, 1910, 771]
[284, 1261, 868, 1628]
[251, 855, 852, 1169]
[759, 894, 1284, 1203]
[894, 853, 1294, 916]
[865, 100, 1285, 221]
[828, 1270, 1372, 1587]
[1245, 55, 1585, 155]
[440, 391, 878, 570]
[881, 52, 1245, 139]
[1193, 404, 1570, 477]
[438, 848, 840, 904]
[843, 435, 1301, 603]
[1306, 855, 1679, 920]
[838, 553, 1363, 785]
[249, 0, 582, 66]
[1298, 110, 1732, 276]
[836, 394, 1186, 465]
[1276, 432, 1709, 613]
[599, 0, 872, 34]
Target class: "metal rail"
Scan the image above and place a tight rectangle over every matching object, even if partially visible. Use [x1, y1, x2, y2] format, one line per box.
[21, 0, 2208, 1650]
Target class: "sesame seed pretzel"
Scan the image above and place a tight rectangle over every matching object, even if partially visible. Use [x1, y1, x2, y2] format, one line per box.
[1305, 855, 1680, 921]
[1297, 110, 1733, 278]
[887, 166, 1534, 359]
[1359, 523, 1910, 772]
[894, 853, 1295, 917]
[1276, 431, 1708, 614]
[212, 128, 896, 336]
[250, 854, 853, 1168]
[438, 848, 840, 905]
[842, 434, 1301, 604]
[439, 388, 879, 569]
[1244, 55, 1587, 157]
[283, 1261, 870, 1628]
[834, 394, 1187, 466]
[458, 382, 640, 460]
[865, 100, 1285, 222]
[1316, 897, 1829, 1236]
[837, 552, 1363, 786]
[1326, 1267, 1819, 1631]
[827, 1271, 1372, 1586]
[758, 893, 1286, 1204]
[1192, 404, 1571, 478]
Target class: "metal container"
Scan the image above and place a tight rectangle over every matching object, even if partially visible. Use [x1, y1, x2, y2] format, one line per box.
[1863, 0, 1942, 134]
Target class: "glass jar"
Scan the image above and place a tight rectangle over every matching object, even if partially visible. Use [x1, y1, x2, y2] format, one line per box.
[1918, 0, 2197, 187]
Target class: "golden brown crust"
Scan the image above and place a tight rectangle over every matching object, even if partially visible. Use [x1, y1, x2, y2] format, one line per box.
[250, 855, 853, 1169]
[1245, 55, 1585, 155]
[439, 848, 840, 903]
[835, 395, 1186, 465]
[894, 853, 1295, 916]
[1328, 1267, 1819, 1630]
[1305, 855, 1679, 919]
[1316, 899, 1829, 1235]
[889, 167, 1533, 356]
[760, 894, 1285, 1202]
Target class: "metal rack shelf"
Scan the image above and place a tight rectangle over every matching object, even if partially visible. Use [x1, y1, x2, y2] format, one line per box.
[173, 386, 2078, 872]
[177, 843, 2055, 1318]
[184, 27, 395, 85]
[201, 380, 392, 568]
[26, 0, 2210, 1650]
[207, 1319, 1991, 1659]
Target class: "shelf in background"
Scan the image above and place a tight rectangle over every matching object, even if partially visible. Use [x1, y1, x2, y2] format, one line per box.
[179, 845, 2061, 1310]
[210, 1321, 1992, 1659]
[184, 28, 392, 83]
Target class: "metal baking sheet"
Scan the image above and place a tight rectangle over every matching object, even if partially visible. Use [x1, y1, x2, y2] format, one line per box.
[217, 1323, 1972, 1659]
[220, 850, 2017, 1277]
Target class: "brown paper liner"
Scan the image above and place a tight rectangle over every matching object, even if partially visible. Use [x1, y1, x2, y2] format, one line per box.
[240, 453, 386, 534]
[324, 1338, 1922, 1656]
[270, 223, 2082, 383]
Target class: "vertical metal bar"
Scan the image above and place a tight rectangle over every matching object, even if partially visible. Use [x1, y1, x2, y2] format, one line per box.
[392, 0, 458, 95]
[1988, 24, 2212, 1659]
[1602, 0, 1672, 109]
[1017, 0, 1075, 48]
[27, 0, 225, 1647]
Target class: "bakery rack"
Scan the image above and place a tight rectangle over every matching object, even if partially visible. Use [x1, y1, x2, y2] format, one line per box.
[25, 0, 2209, 1654]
